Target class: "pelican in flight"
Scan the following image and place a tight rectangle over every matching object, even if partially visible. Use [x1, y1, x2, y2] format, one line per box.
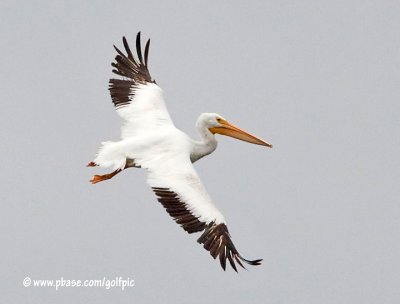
[88, 32, 272, 272]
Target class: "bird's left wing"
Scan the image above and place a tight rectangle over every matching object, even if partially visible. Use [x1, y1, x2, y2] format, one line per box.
[109, 32, 174, 139]
[142, 151, 262, 272]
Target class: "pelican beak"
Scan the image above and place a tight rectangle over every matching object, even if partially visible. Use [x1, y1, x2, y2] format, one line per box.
[209, 119, 273, 148]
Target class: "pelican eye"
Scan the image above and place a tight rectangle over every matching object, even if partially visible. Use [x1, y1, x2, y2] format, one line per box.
[216, 117, 222, 123]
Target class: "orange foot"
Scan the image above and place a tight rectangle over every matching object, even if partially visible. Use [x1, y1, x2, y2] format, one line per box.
[90, 169, 121, 184]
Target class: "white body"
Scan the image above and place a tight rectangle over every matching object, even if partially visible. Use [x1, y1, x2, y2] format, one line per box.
[94, 83, 225, 224]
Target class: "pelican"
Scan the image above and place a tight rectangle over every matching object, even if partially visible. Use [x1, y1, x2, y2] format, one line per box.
[88, 32, 272, 272]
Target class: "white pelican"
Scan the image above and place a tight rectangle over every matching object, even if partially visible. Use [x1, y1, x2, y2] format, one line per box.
[88, 32, 272, 272]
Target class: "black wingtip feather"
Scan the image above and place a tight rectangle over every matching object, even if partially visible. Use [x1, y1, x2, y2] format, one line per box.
[113, 45, 125, 58]
[123, 36, 134, 61]
[144, 39, 150, 67]
[219, 249, 227, 270]
[227, 252, 237, 272]
[136, 32, 144, 65]
[108, 32, 154, 108]
[197, 222, 262, 272]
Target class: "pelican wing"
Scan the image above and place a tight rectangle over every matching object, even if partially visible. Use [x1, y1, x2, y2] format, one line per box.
[109, 33, 174, 139]
[143, 151, 262, 272]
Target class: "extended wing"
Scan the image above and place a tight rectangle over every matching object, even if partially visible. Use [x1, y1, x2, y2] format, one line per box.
[109, 32, 174, 139]
[142, 148, 262, 272]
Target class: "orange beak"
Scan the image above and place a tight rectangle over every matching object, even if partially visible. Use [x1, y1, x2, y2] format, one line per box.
[209, 119, 273, 148]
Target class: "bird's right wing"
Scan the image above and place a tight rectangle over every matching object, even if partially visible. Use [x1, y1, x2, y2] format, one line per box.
[109, 32, 174, 139]
[141, 149, 262, 272]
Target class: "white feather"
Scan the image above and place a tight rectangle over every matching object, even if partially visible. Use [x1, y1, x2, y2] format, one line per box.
[116, 83, 174, 139]
[94, 113, 226, 224]
[93, 141, 126, 171]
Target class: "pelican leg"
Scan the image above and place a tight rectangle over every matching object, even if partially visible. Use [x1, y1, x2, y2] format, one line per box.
[90, 169, 122, 184]
[88, 158, 137, 184]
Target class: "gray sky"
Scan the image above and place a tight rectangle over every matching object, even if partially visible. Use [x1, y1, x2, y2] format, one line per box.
[1, 1, 399, 303]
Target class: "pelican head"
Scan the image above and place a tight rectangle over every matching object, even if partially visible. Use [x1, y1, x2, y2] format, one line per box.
[197, 113, 272, 148]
